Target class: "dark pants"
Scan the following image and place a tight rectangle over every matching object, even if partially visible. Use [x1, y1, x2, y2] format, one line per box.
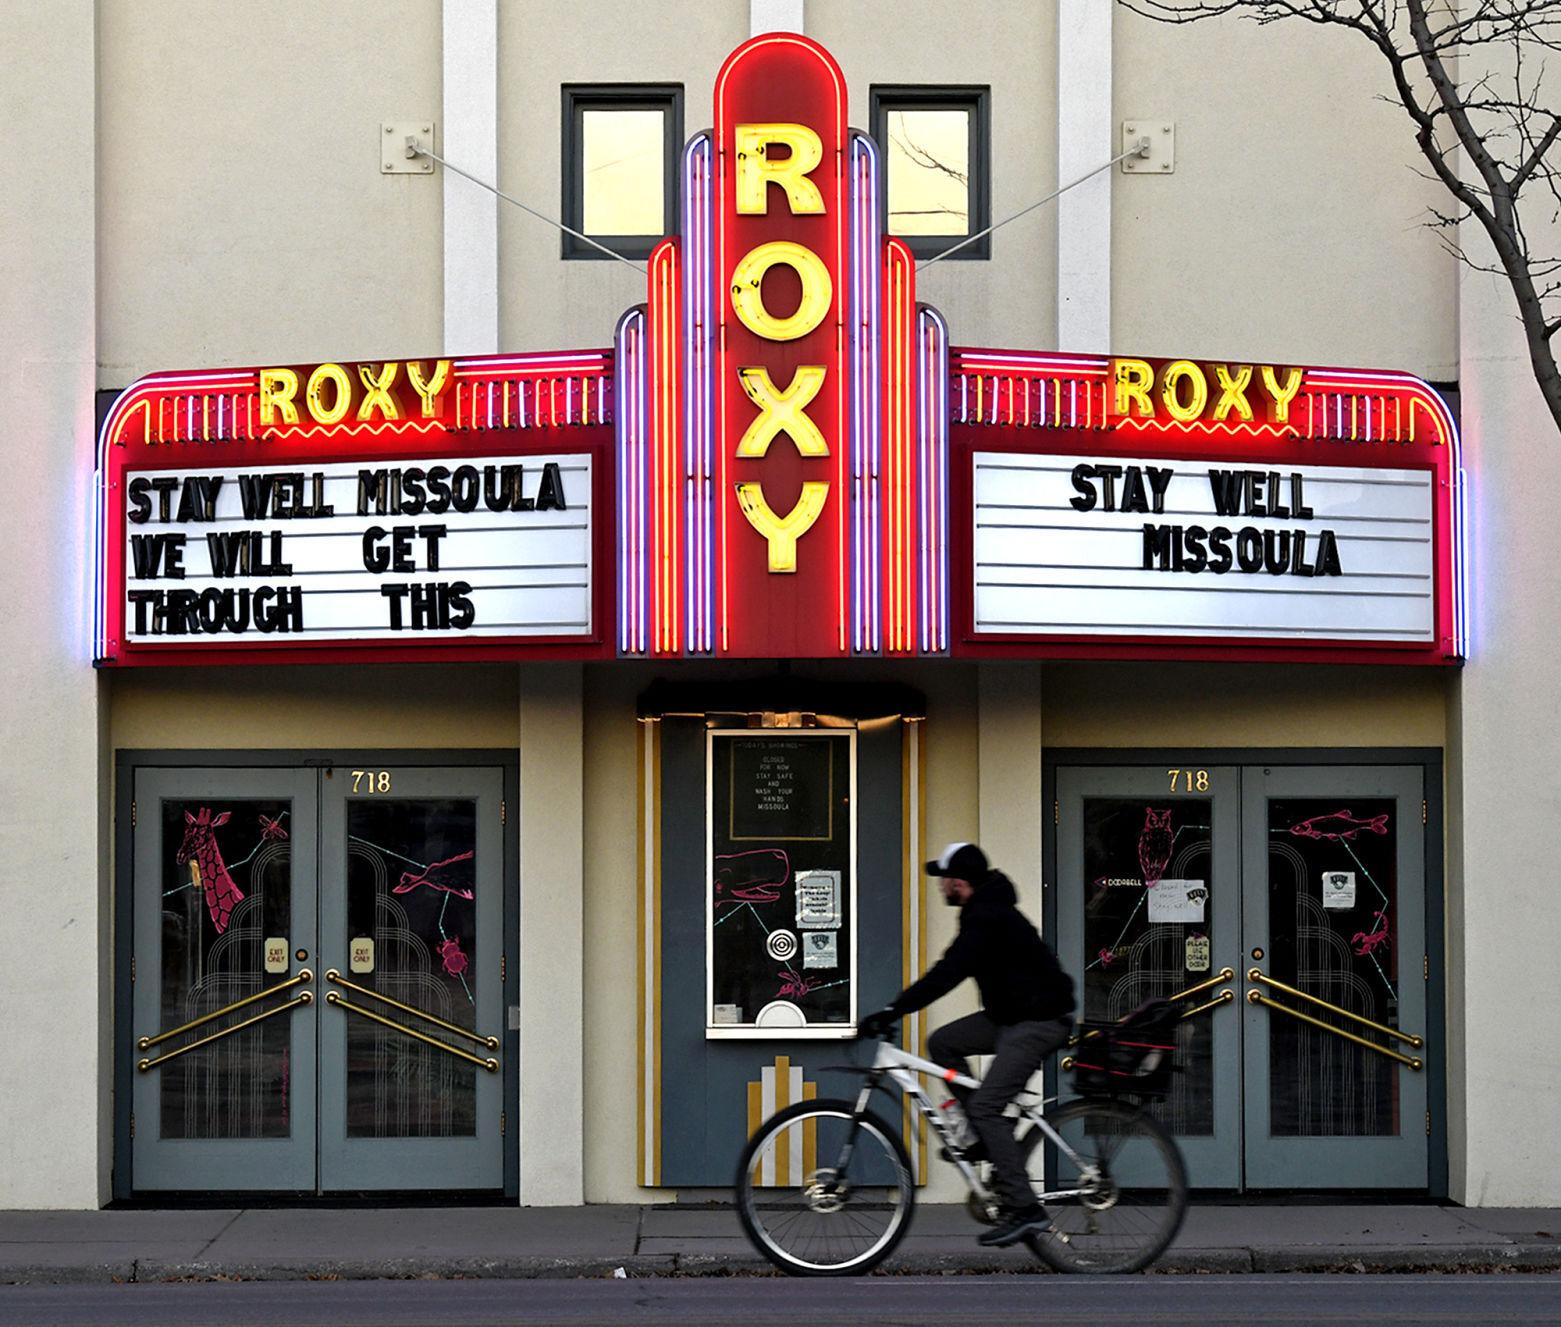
[928, 1011, 1073, 1211]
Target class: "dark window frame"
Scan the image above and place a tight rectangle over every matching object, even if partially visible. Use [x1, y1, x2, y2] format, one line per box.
[560, 83, 683, 261]
[870, 84, 991, 261]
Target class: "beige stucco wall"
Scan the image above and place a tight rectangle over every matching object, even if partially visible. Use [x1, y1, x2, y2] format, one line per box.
[1044, 663, 1448, 749]
[1112, 9, 1457, 378]
[96, 0, 444, 386]
[813, 0, 1059, 353]
[1451, 266, 1561, 1205]
[497, 0, 749, 353]
[0, 0, 102, 1209]
[110, 666, 518, 750]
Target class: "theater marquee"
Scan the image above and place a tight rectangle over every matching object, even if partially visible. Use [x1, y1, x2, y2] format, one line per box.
[94, 35, 1465, 667]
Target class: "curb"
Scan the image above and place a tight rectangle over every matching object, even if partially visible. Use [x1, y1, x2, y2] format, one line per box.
[4, 1244, 1561, 1285]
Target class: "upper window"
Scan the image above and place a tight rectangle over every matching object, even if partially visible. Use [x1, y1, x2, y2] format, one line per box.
[870, 86, 991, 260]
[561, 85, 683, 260]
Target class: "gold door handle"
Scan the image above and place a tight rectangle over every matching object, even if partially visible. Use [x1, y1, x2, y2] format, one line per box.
[1169, 968, 1235, 1005]
[137, 970, 313, 1052]
[1181, 988, 1234, 1020]
[324, 969, 499, 1051]
[139, 991, 312, 1072]
[1247, 968, 1423, 1048]
[1246, 990, 1423, 1071]
[326, 991, 499, 1072]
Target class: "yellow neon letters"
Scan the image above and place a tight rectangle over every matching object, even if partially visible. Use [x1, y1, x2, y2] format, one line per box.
[1212, 364, 1254, 422]
[736, 481, 830, 573]
[1261, 365, 1304, 422]
[357, 362, 401, 421]
[1114, 359, 1155, 418]
[304, 363, 352, 426]
[1160, 360, 1208, 424]
[406, 359, 453, 417]
[1110, 359, 1306, 426]
[736, 366, 828, 458]
[735, 123, 825, 215]
[730, 241, 832, 341]
[731, 119, 834, 574]
[258, 368, 300, 426]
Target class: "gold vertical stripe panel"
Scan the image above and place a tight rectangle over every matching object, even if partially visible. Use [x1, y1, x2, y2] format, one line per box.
[915, 720, 929, 1177]
[747, 1080, 763, 1187]
[636, 721, 646, 1187]
[773, 1057, 791, 1183]
[650, 722, 662, 1187]
[803, 1081, 817, 1177]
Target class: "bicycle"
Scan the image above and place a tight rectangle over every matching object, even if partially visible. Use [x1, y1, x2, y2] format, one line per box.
[734, 1006, 1188, 1276]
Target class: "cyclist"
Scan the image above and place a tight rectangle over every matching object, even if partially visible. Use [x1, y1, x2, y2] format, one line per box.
[861, 841, 1075, 1248]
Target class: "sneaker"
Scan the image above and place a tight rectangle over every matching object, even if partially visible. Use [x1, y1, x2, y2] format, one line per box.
[976, 1204, 1051, 1248]
[939, 1137, 989, 1164]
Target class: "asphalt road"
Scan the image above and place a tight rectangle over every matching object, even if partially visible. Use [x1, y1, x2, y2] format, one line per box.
[1, 1274, 1560, 1327]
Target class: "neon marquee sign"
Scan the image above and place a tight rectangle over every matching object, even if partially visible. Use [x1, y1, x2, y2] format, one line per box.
[93, 35, 1464, 667]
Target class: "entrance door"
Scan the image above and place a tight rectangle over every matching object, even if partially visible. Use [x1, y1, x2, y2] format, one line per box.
[1241, 765, 1427, 1187]
[128, 763, 506, 1194]
[1055, 761, 1430, 1191]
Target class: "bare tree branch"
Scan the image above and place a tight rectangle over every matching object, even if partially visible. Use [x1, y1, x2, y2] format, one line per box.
[1123, 0, 1561, 434]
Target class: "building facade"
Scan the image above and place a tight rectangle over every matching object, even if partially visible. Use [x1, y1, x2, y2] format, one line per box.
[3, 0, 1557, 1208]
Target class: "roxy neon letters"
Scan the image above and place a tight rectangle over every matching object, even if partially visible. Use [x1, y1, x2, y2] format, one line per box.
[731, 122, 833, 573]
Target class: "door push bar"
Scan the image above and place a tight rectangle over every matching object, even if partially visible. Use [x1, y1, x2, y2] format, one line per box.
[1060, 971, 1235, 1068]
[138, 989, 314, 1073]
[1247, 969, 1424, 1071]
[325, 991, 499, 1073]
[138, 970, 314, 1052]
[324, 970, 499, 1050]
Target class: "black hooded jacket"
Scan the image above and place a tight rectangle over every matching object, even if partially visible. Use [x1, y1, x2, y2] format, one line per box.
[887, 870, 1075, 1025]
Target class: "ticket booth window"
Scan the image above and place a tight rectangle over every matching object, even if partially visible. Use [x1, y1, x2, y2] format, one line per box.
[870, 85, 990, 259]
[706, 730, 857, 1038]
[561, 85, 683, 259]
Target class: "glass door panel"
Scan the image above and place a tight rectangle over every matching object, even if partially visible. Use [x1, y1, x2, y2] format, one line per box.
[318, 767, 504, 1190]
[1057, 768, 1242, 1188]
[1241, 767, 1427, 1188]
[131, 768, 318, 1191]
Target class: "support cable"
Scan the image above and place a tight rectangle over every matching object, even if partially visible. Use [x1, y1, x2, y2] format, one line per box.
[917, 140, 1148, 270]
[407, 134, 648, 275]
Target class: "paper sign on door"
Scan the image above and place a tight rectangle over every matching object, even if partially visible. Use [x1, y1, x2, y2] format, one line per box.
[1322, 871, 1357, 909]
[349, 936, 375, 973]
[263, 937, 289, 974]
[1147, 879, 1207, 923]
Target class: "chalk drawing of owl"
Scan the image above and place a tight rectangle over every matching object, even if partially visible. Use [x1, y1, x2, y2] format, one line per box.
[1138, 807, 1174, 887]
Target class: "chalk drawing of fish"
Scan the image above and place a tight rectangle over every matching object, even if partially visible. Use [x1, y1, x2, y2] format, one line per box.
[1289, 809, 1390, 841]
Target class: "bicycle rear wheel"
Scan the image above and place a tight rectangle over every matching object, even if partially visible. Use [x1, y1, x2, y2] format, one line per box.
[734, 1098, 915, 1276]
[1018, 1096, 1187, 1273]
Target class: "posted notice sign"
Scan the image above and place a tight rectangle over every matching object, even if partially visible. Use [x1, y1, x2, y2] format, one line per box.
[971, 452, 1437, 646]
[118, 455, 592, 648]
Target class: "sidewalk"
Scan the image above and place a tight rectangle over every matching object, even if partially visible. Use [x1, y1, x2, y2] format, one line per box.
[1, 1203, 1558, 1283]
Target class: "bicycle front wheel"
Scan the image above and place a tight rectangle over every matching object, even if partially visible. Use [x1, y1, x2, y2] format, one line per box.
[1018, 1096, 1187, 1274]
[734, 1098, 916, 1276]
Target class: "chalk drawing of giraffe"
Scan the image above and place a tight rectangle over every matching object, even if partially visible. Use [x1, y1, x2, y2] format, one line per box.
[176, 808, 245, 935]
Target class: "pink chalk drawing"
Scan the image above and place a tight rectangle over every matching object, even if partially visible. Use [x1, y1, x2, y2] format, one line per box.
[1352, 911, 1391, 958]
[1098, 947, 1118, 968]
[436, 937, 469, 978]
[176, 808, 245, 935]
[258, 813, 288, 841]
[776, 965, 816, 1000]
[714, 848, 790, 906]
[1138, 807, 1174, 888]
[1290, 809, 1390, 841]
[392, 851, 476, 900]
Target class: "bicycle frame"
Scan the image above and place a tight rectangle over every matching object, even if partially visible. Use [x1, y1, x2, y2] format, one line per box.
[829, 1039, 1101, 1206]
